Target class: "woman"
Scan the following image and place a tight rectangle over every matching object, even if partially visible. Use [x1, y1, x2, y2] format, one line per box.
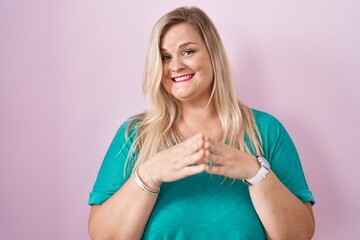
[88, 6, 315, 240]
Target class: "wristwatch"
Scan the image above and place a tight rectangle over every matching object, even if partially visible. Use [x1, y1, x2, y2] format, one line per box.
[242, 156, 270, 185]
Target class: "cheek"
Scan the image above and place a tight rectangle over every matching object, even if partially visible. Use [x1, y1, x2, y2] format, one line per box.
[161, 77, 171, 93]
[198, 62, 213, 81]
[205, 60, 214, 80]
[208, 67, 214, 80]
[162, 63, 170, 77]
[161, 66, 170, 89]
[193, 55, 212, 74]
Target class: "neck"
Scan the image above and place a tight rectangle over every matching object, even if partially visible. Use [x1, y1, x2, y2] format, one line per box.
[179, 100, 217, 123]
[176, 100, 222, 141]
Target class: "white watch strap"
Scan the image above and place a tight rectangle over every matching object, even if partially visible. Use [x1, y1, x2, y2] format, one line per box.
[244, 166, 269, 185]
[243, 156, 270, 185]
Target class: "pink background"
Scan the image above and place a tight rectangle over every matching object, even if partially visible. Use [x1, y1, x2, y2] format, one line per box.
[1, 1, 359, 239]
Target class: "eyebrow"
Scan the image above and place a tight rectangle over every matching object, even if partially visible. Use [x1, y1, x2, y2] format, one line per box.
[160, 42, 198, 51]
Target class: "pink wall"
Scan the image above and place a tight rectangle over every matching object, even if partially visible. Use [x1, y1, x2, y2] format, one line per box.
[1, 1, 359, 239]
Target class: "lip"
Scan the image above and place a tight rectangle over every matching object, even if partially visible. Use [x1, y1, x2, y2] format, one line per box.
[171, 73, 195, 83]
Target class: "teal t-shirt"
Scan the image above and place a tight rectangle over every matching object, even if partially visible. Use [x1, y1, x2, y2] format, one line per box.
[88, 109, 315, 239]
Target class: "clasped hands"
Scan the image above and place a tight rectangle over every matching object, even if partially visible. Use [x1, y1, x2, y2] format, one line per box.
[139, 133, 260, 188]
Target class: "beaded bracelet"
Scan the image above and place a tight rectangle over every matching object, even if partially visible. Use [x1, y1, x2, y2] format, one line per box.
[134, 168, 159, 196]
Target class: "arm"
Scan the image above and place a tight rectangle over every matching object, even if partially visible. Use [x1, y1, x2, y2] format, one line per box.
[204, 138, 315, 240]
[249, 169, 315, 240]
[88, 171, 159, 240]
[88, 133, 206, 240]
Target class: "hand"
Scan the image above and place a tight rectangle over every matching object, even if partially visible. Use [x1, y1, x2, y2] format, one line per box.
[139, 133, 207, 187]
[203, 137, 260, 180]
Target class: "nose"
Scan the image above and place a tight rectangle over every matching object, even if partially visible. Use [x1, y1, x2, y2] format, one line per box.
[169, 56, 185, 73]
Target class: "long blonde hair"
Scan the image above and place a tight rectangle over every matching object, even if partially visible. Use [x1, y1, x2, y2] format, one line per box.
[124, 6, 262, 176]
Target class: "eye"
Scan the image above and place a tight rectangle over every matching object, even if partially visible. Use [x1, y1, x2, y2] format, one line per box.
[161, 55, 171, 62]
[182, 49, 195, 56]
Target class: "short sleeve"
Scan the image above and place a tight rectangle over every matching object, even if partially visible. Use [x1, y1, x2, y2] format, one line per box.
[88, 118, 137, 205]
[253, 110, 315, 205]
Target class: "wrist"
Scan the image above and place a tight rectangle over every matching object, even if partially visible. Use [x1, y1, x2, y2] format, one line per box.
[244, 156, 261, 179]
[134, 167, 159, 196]
[243, 156, 271, 186]
[137, 165, 161, 191]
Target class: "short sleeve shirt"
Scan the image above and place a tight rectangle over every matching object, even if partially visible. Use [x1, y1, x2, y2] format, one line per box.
[88, 109, 315, 239]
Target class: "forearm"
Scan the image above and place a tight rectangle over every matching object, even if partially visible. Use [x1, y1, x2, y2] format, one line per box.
[249, 171, 315, 240]
[88, 172, 158, 240]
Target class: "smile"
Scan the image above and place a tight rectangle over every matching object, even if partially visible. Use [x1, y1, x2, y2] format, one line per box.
[171, 74, 195, 83]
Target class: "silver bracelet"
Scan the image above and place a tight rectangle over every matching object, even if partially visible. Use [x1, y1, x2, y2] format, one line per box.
[134, 168, 159, 196]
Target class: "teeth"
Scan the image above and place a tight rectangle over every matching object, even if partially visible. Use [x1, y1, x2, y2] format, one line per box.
[174, 74, 193, 82]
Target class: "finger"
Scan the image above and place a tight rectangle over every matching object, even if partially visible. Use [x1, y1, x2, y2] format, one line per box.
[181, 149, 205, 167]
[181, 133, 204, 155]
[205, 151, 223, 165]
[194, 156, 207, 166]
[170, 134, 203, 159]
[204, 139, 223, 156]
[195, 149, 209, 165]
[186, 133, 204, 146]
[181, 163, 206, 177]
[204, 164, 223, 175]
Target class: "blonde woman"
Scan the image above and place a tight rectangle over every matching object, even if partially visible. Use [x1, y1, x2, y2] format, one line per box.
[88, 6, 315, 240]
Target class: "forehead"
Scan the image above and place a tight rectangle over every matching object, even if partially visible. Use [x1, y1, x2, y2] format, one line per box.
[160, 23, 204, 49]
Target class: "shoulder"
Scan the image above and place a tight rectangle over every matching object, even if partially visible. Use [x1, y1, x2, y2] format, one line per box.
[251, 108, 289, 147]
[113, 114, 143, 142]
[251, 108, 284, 132]
[251, 109, 298, 160]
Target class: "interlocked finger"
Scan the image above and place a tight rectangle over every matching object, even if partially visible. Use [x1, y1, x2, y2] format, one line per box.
[205, 151, 223, 165]
[172, 133, 204, 159]
[182, 149, 205, 167]
[204, 138, 224, 157]
[181, 164, 206, 177]
[205, 164, 223, 175]
[187, 136, 204, 154]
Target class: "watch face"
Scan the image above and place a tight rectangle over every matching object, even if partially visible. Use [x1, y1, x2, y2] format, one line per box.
[258, 156, 270, 169]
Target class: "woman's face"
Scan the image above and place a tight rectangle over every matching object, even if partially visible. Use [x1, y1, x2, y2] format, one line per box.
[160, 23, 214, 105]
